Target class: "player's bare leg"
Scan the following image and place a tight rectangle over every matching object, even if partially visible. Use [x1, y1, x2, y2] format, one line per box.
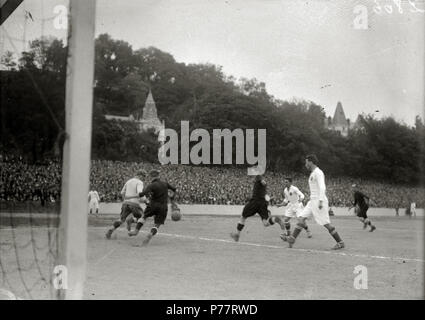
[282, 217, 291, 236]
[142, 224, 160, 246]
[106, 219, 124, 239]
[260, 209, 286, 229]
[270, 215, 285, 230]
[125, 214, 135, 231]
[230, 217, 246, 242]
[304, 222, 312, 238]
[129, 217, 145, 236]
[231, 213, 283, 242]
[106, 205, 128, 239]
[323, 223, 344, 249]
[363, 218, 376, 232]
[282, 218, 342, 249]
[281, 217, 311, 240]
[358, 217, 368, 229]
[280, 217, 307, 247]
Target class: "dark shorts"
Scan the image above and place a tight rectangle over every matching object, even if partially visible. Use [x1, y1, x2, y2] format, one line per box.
[143, 202, 168, 225]
[120, 203, 143, 221]
[355, 205, 369, 219]
[242, 199, 269, 220]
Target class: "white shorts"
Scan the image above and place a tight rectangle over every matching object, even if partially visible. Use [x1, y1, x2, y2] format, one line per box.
[89, 200, 99, 210]
[284, 202, 304, 218]
[299, 199, 330, 226]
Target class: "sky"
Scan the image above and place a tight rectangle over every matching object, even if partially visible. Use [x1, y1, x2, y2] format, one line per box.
[1, 0, 424, 125]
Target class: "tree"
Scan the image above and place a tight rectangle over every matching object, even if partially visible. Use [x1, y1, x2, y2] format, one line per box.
[0, 51, 17, 70]
[19, 37, 67, 74]
[1, 37, 67, 163]
[2, 33, 424, 185]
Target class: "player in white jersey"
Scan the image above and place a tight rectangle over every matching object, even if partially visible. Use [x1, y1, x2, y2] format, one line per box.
[88, 190, 100, 216]
[276, 177, 312, 238]
[106, 170, 146, 239]
[410, 202, 416, 217]
[281, 155, 345, 250]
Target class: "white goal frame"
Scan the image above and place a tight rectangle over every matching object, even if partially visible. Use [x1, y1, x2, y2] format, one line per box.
[57, 0, 96, 300]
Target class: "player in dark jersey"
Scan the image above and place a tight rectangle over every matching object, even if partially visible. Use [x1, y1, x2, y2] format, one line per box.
[128, 169, 177, 245]
[348, 184, 376, 232]
[230, 175, 284, 242]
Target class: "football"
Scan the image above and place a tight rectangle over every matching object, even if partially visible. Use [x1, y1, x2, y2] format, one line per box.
[171, 203, 182, 221]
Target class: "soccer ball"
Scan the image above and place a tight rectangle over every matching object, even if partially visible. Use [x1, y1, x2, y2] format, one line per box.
[171, 209, 181, 221]
[171, 203, 182, 221]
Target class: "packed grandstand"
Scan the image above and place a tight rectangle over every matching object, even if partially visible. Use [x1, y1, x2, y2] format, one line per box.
[1, 155, 423, 208]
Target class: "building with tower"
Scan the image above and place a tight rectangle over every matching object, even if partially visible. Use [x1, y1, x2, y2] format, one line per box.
[326, 101, 351, 137]
[138, 89, 164, 133]
[105, 89, 164, 134]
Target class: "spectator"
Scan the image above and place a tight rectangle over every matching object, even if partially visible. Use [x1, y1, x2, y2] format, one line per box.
[1, 155, 424, 209]
[410, 202, 416, 217]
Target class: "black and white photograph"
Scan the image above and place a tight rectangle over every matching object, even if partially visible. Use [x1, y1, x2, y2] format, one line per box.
[0, 0, 424, 305]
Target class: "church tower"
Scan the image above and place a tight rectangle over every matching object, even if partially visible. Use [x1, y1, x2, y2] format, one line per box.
[139, 89, 164, 133]
[328, 102, 350, 137]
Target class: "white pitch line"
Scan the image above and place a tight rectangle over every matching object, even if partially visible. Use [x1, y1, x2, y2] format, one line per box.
[2, 226, 424, 263]
[94, 248, 116, 265]
[336, 225, 425, 233]
[157, 232, 425, 264]
[2, 221, 425, 234]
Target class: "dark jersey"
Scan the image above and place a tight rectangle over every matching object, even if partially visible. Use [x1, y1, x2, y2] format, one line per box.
[353, 191, 369, 209]
[139, 178, 176, 205]
[251, 180, 266, 201]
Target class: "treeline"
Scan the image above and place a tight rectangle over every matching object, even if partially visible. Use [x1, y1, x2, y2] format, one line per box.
[1, 34, 424, 185]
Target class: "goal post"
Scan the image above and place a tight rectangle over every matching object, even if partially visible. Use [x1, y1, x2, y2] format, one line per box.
[57, 0, 96, 300]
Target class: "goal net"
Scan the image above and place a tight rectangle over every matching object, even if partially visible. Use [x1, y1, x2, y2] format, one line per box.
[0, 0, 95, 300]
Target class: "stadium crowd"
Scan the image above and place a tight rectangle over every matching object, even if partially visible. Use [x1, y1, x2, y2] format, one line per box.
[0, 155, 61, 205]
[1, 156, 424, 208]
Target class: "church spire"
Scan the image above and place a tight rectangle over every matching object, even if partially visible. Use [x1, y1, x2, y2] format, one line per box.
[142, 89, 159, 121]
[328, 101, 350, 137]
[333, 101, 348, 126]
[139, 89, 163, 133]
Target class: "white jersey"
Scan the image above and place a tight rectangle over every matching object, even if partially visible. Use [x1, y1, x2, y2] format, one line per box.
[88, 191, 100, 202]
[121, 178, 144, 205]
[284, 185, 304, 205]
[308, 167, 327, 201]
[410, 202, 416, 213]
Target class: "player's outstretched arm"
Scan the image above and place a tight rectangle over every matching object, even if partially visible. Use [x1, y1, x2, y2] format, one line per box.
[276, 198, 288, 207]
[124, 195, 141, 200]
[167, 183, 177, 202]
[167, 183, 177, 193]
[368, 197, 377, 207]
[349, 196, 357, 210]
[120, 183, 127, 199]
[317, 172, 326, 203]
[138, 183, 153, 198]
[294, 187, 305, 202]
